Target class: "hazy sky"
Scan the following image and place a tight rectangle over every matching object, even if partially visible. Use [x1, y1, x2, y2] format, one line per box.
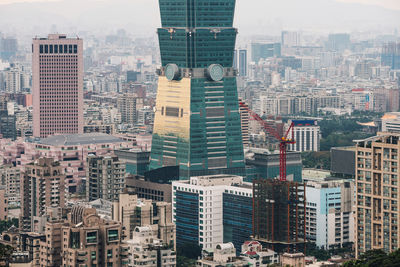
[0, 0, 399, 10]
[0, 0, 399, 38]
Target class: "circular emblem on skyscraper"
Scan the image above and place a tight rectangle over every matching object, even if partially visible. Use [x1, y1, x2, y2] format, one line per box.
[207, 64, 224, 81]
[165, 63, 180, 81]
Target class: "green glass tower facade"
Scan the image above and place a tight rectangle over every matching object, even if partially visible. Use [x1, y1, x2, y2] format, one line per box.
[150, 0, 245, 179]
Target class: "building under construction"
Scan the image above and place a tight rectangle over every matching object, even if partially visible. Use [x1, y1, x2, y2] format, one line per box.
[252, 179, 306, 253]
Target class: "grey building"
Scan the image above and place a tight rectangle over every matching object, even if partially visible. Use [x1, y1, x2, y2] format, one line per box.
[125, 175, 172, 203]
[114, 149, 150, 176]
[86, 154, 126, 202]
[0, 110, 16, 140]
[330, 147, 355, 179]
[245, 148, 303, 182]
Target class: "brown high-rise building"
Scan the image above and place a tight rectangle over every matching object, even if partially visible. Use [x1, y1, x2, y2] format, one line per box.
[355, 133, 400, 256]
[39, 221, 64, 267]
[37, 206, 127, 267]
[32, 34, 83, 138]
[0, 186, 8, 220]
[60, 206, 126, 267]
[20, 158, 65, 232]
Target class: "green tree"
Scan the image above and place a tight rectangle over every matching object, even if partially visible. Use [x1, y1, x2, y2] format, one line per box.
[0, 243, 14, 264]
[0, 218, 18, 234]
[343, 249, 400, 267]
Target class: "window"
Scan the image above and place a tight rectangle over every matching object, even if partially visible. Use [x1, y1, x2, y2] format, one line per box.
[165, 106, 179, 117]
[107, 229, 119, 242]
[86, 231, 97, 244]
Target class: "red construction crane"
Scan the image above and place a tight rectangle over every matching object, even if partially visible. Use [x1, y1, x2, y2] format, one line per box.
[239, 102, 295, 181]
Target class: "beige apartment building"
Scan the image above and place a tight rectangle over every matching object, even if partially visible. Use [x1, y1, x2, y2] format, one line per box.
[0, 186, 8, 220]
[0, 164, 20, 206]
[20, 158, 65, 232]
[38, 206, 126, 267]
[113, 192, 175, 248]
[117, 93, 143, 125]
[355, 133, 400, 256]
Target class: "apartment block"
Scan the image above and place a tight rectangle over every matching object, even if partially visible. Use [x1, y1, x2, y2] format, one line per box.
[355, 133, 400, 256]
[19, 232, 46, 267]
[0, 186, 8, 220]
[86, 154, 126, 202]
[60, 206, 126, 267]
[117, 93, 143, 125]
[39, 221, 63, 267]
[123, 226, 176, 267]
[20, 158, 65, 232]
[112, 192, 175, 247]
[304, 178, 354, 249]
[0, 164, 21, 206]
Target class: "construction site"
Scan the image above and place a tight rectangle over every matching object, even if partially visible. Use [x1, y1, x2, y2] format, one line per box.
[252, 178, 306, 253]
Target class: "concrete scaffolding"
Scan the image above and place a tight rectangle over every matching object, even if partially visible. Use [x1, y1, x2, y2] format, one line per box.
[252, 179, 306, 253]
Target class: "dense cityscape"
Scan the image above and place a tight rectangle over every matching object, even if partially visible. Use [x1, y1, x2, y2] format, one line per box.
[0, 0, 399, 266]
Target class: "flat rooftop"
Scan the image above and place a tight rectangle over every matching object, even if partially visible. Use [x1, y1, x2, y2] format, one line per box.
[34, 133, 126, 146]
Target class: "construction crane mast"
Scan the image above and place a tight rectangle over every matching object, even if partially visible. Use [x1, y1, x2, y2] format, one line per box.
[239, 102, 295, 181]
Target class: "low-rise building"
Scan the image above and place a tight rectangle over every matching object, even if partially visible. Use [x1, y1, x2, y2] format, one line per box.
[125, 175, 172, 202]
[241, 241, 279, 266]
[280, 253, 305, 267]
[197, 242, 250, 267]
[124, 226, 176, 267]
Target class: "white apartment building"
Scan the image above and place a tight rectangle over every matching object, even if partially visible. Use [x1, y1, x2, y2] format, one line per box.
[304, 178, 355, 249]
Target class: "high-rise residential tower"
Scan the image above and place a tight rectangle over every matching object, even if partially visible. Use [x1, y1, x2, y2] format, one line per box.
[20, 158, 65, 232]
[86, 154, 126, 202]
[355, 133, 400, 256]
[150, 0, 245, 179]
[32, 34, 83, 138]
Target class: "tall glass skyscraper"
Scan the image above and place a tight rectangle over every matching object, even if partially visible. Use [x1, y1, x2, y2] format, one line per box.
[150, 0, 245, 179]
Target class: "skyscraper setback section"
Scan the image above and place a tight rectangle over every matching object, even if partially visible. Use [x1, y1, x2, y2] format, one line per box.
[32, 34, 83, 138]
[150, 0, 245, 179]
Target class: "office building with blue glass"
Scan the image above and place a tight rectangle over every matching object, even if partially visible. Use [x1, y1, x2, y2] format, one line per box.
[150, 0, 245, 179]
[172, 175, 252, 251]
